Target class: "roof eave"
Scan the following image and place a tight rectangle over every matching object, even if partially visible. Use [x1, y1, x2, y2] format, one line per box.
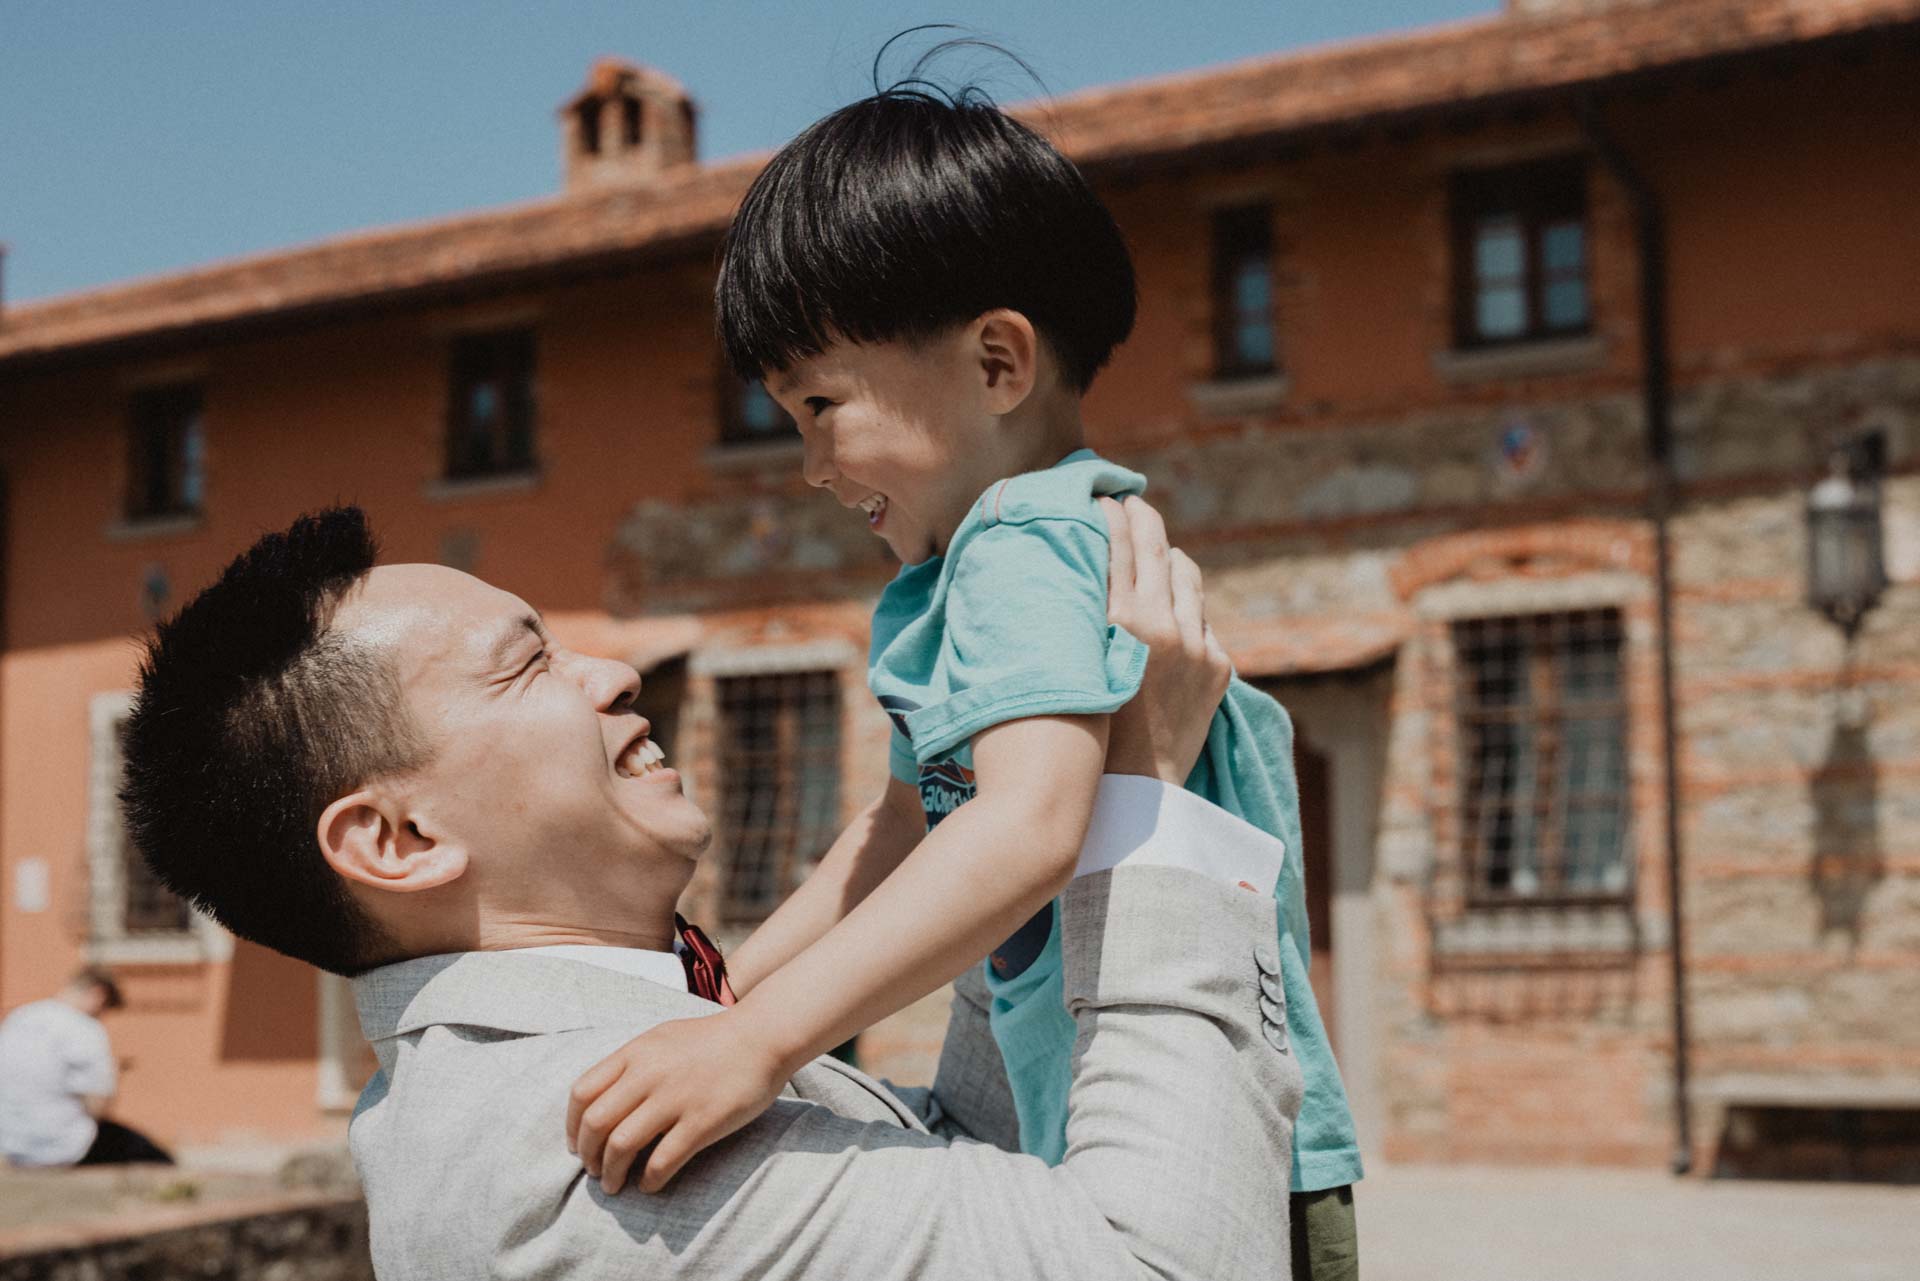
[1078, 18, 1915, 181]
[0, 223, 726, 378]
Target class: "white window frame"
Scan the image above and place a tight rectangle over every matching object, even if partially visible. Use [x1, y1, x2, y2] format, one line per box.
[86, 691, 231, 965]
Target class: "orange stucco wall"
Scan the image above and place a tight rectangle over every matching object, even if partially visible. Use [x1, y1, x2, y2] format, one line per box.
[0, 260, 753, 1147]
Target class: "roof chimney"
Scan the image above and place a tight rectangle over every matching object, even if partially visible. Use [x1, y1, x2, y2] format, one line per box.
[560, 58, 697, 192]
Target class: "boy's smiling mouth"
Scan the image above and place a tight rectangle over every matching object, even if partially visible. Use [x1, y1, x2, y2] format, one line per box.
[856, 493, 889, 530]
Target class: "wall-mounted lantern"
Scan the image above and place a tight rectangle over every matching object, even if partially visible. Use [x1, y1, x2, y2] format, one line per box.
[1806, 432, 1887, 636]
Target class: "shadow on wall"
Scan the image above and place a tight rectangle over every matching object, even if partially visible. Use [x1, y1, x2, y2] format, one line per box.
[1807, 710, 1884, 949]
[218, 939, 318, 1062]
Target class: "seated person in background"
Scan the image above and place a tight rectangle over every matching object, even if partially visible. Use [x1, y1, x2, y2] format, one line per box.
[116, 503, 1300, 1280]
[0, 967, 174, 1168]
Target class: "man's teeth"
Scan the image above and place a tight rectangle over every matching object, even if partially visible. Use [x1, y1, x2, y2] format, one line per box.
[617, 738, 667, 778]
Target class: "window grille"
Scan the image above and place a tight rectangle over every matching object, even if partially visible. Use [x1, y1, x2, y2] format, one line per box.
[126, 384, 205, 520]
[1450, 157, 1591, 349]
[110, 717, 194, 935]
[446, 328, 537, 478]
[85, 695, 226, 963]
[715, 672, 840, 923]
[1454, 609, 1630, 905]
[1210, 203, 1278, 379]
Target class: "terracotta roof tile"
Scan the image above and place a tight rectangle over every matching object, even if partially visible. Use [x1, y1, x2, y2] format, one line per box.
[4, 0, 1916, 367]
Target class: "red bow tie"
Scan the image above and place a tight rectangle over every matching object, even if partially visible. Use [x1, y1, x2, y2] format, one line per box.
[675, 914, 737, 1006]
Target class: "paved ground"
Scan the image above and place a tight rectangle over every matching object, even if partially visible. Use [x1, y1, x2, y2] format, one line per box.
[1362, 1164, 1920, 1281]
[8, 1151, 1915, 1276]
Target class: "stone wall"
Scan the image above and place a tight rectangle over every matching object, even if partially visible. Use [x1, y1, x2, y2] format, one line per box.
[0, 1198, 370, 1281]
[605, 350, 1920, 1161]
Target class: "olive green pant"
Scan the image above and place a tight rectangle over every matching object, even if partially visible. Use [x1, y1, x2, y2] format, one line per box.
[1289, 1186, 1358, 1281]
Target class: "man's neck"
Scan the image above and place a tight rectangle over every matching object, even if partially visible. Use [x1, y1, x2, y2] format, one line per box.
[477, 919, 678, 953]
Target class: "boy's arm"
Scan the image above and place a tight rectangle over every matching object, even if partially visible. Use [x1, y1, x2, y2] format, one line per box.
[571, 711, 1107, 1192]
[726, 777, 925, 996]
[743, 711, 1104, 1066]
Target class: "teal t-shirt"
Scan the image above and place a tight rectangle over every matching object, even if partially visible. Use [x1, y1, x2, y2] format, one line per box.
[867, 449, 1363, 1193]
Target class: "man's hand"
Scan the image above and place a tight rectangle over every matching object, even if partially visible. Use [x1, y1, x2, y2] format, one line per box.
[1102, 496, 1231, 784]
[567, 1009, 788, 1195]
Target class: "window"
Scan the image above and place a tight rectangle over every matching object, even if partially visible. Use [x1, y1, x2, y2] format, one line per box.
[446, 328, 537, 479]
[720, 376, 798, 447]
[1210, 204, 1277, 378]
[1454, 609, 1630, 903]
[714, 672, 840, 923]
[126, 384, 205, 521]
[635, 656, 687, 773]
[1450, 158, 1590, 348]
[87, 693, 224, 963]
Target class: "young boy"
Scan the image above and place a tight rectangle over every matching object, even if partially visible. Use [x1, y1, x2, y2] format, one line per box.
[571, 86, 1362, 1274]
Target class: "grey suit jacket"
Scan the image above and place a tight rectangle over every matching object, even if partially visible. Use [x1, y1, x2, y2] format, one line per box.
[350, 866, 1302, 1279]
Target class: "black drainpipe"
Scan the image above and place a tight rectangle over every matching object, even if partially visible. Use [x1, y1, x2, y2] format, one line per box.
[1580, 93, 1694, 1176]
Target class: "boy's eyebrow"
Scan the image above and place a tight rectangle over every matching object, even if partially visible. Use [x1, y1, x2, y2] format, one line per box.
[771, 372, 798, 396]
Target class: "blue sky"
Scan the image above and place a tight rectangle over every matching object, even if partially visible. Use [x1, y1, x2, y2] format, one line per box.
[1, 1, 1495, 303]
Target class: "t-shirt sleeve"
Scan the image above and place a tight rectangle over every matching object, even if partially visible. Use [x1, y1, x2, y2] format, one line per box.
[900, 518, 1147, 764]
[888, 724, 920, 787]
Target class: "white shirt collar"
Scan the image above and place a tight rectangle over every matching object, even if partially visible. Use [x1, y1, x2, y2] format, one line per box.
[510, 944, 688, 994]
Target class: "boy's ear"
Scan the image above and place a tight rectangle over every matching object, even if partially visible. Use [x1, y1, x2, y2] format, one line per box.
[972, 309, 1039, 415]
[318, 787, 468, 897]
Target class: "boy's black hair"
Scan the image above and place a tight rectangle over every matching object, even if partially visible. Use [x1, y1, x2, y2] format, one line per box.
[716, 50, 1136, 392]
[120, 507, 428, 976]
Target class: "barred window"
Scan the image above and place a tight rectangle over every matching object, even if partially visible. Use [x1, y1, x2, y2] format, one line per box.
[715, 672, 841, 923]
[91, 704, 195, 941]
[446, 328, 537, 479]
[1455, 609, 1630, 904]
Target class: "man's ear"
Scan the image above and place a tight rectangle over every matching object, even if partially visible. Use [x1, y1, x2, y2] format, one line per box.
[972, 309, 1039, 415]
[318, 788, 468, 895]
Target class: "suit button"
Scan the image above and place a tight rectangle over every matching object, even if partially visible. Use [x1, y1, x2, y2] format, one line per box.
[1254, 943, 1280, 977]
[1262, 1019, 1289, 1054]
[1260, 993, 1286, 1027]
[1260, 970, 1284, 1004]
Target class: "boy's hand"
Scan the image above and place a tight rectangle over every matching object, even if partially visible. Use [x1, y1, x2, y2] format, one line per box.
[1102, 496, 1231, 784]
[566, 1008, 789, 1195]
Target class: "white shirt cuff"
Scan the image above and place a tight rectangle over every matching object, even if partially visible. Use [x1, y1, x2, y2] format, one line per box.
[1074, 774, 1286, 895]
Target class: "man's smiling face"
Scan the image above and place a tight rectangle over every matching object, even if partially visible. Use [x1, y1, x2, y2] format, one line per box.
[334, 564, 710, 923]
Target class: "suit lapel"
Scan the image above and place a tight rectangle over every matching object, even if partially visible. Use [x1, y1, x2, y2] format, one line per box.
[353, 950, 926, 1132]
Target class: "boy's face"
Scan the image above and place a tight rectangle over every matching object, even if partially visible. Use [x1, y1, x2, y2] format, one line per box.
[767, 327, 1012, 566]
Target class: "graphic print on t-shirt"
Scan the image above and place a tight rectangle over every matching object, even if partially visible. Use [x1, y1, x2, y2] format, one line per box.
[877, 694, 976, 828]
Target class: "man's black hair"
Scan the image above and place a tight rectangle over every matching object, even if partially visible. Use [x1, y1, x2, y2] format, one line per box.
[715, 46, 1136, 392]
[120, 507, 428, 977]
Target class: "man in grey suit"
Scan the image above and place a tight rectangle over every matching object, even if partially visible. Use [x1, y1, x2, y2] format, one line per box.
[120, 501, 1301, 1280]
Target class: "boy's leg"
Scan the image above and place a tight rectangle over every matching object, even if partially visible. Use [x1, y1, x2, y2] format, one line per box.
[1288, 1186, 1357, 1281]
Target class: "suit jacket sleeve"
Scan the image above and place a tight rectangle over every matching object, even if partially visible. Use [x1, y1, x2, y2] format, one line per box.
[532, 866, 1300, 1281]
[883, 960, 1020, 1150]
